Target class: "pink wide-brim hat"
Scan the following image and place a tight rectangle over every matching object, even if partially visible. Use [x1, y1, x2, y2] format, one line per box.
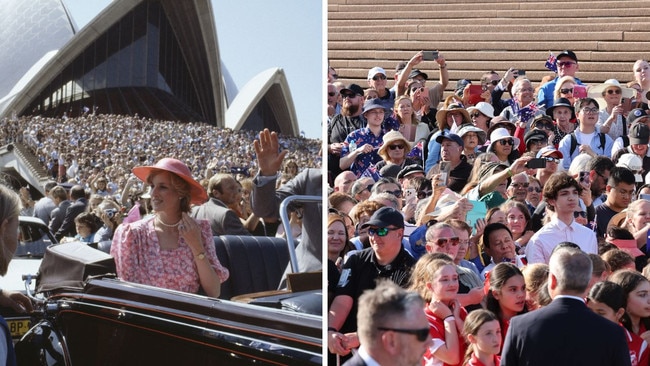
[132, 158, 208, 205]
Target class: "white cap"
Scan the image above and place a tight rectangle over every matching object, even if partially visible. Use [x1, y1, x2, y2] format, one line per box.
[617, 153, 643, 182]
[367, 67, 386, 80]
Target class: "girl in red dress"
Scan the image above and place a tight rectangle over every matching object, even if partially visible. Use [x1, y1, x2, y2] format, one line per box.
[462, 309, 501, 366]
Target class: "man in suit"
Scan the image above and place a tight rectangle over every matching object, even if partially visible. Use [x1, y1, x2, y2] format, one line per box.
[54, 185, 88, 241]
[192, 173, 250, 236]
[252, 128, 322, 275]
[48, 185, 70, 234]
[501, 246, 631, 366]
[33, 181, 57, 224]
[342, 280, 431, 366]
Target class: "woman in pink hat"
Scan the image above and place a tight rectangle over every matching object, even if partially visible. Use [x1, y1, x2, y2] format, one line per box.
[111, 158, 229, 298]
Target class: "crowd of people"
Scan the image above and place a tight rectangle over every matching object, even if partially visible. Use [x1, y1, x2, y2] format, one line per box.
[327, 52, 650, 365]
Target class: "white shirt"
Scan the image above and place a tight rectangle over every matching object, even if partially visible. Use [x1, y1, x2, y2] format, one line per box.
[526, 217, 598, 264]
[357, 346, 381, 366]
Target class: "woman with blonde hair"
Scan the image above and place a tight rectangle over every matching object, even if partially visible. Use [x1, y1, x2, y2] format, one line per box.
[393, 95, 430, 143]
[553, 76, 578, 107]
[624, 199, 650, 253]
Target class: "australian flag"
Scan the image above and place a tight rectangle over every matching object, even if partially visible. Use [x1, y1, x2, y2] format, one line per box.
[545, 52, 557, 73]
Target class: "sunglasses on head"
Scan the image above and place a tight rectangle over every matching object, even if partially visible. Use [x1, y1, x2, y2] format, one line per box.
[368, 227, 398, 237]
[388, 144, 404, 150]
[499, 139, 514, 146]
[574, 211, 587, 218]
[606, 89, 622, 95]
[372, 74, 387, 81]
[560, 88, 574, 94]
[377, 327, 430, 342]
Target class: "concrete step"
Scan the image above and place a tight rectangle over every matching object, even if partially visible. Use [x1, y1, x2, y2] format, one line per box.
[328, 8, 650, 20]
[328, 23, 650, 34]
[328, 50, 646, 63]
[331, 0, 645, 5]
[329, 17, 650, 26]
[328, 31, 626, 42]
[330, 1, 650, 12]
[328, 40, 650, 52]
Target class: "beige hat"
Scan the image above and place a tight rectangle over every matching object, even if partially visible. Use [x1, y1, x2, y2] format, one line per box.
[378, 130, 412, 160]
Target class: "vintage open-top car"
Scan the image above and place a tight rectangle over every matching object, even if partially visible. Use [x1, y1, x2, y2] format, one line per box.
[13, 197, 323, 365]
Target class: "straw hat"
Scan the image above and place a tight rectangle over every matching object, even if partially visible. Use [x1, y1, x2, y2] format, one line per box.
[378, 130, 412, 160]
[435, 103, 471, 126]
[132, 158, 208, 204]
[588, 79, 635, 109]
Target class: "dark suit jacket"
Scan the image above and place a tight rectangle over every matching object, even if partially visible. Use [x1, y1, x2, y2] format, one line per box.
[54, 198, 88, 241]
[49, 200, 71, 234]
[191, 197, 250, 236]
[501, 297, 631, 366]
[341, 352, 366, 366]
[252, 168, 322, 274]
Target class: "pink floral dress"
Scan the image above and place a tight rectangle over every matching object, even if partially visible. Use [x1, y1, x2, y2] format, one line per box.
[111, 216, 229, 294]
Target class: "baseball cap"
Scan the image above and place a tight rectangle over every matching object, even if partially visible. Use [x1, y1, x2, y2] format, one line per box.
[340, 83, 364, 97]
[397, 164, 425, 180]
[408, 69, 429, 80]
[524, 129, 548, 146]
[629, 122, 650, 145]
[436, 132, 464, 148]
[617, 153, 643, 182]
[557, 50, 578, 62]
[536, 146, 563, 159]
[611, 239, 645, 258]
[367, 67, 386, 80]
[360, 207, 404, 229]
[628, 108, 648, 125]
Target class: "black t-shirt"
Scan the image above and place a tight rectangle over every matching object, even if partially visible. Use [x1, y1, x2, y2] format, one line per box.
[595, 203, 619, 238]
[334, 246, 416, 334]
[448, 160, 473, 193]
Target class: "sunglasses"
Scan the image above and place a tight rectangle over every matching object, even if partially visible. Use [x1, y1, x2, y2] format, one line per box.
[527, 187, 542, 193]
[431, 237, 460, 247]
[385, 189, 403, 198]
[328, 92, 337, 97]
[368, 227, 399, 237]
[377, 327, 429, 342]
[544, 157, 560, 164]
[410, 86, 424, 94]
[388, 144, 405, 150]
[470, 112, 483, 118]
[581, 107, 599, 114]
[372, 74, 387, 81]
[534, 122, 554, 130]
[606, 89, 622, 95]
[417, 190, 432, 199]
[560, 88, 574, 94]
[341, 93, 355, 99]
[499, 139, 515, 146]
[558, 61, 576, 67]
[574, 211, 587, 218]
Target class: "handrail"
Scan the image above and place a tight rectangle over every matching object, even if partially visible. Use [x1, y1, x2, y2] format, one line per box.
[278, 195, 321, 273]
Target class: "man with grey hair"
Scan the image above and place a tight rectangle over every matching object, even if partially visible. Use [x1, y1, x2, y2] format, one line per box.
[33, 181, 57, 224]
[191, 173, 250, 236]
[501, 246, 630, 365]
[506, 172, 529, 203]
[342, 280, 431, 366]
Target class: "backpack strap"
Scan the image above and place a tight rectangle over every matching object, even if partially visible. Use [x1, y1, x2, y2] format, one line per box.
[598, 133, 605, 152]
[569, 132, 577, 156]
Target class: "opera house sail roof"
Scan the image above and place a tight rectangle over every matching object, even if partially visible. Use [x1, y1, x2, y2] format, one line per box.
[0, 0, 299, 136]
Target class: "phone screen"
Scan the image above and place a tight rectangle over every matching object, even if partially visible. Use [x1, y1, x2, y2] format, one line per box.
[422, 51, 439, 61]
[438, 162, 451, 187]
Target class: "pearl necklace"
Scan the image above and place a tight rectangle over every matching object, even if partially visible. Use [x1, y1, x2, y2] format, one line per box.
[156, 216, 182, 228]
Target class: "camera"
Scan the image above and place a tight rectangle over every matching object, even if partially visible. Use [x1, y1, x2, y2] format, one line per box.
[105, 208, 118, 219]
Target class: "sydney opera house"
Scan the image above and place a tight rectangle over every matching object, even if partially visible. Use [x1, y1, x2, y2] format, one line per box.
[0, 0, 299, 135]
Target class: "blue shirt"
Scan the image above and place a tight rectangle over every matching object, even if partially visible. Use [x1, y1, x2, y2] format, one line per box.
[424, 128, 448, 173]
[558, 130, 613, 170]
[537, 76, 583, 108]
[340, 118, 398, 177]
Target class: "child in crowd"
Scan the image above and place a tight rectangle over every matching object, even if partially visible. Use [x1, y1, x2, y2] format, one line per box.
[409, 254, 466, 366]
[609, 270, 650, 342]
[587, 281, 650, 366]
[462, 309, 501, 366]
[522, 263, 548, 311]
[484, 263, 528, 350]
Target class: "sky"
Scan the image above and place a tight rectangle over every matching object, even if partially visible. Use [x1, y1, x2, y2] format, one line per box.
[64, 0, 323, 139]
